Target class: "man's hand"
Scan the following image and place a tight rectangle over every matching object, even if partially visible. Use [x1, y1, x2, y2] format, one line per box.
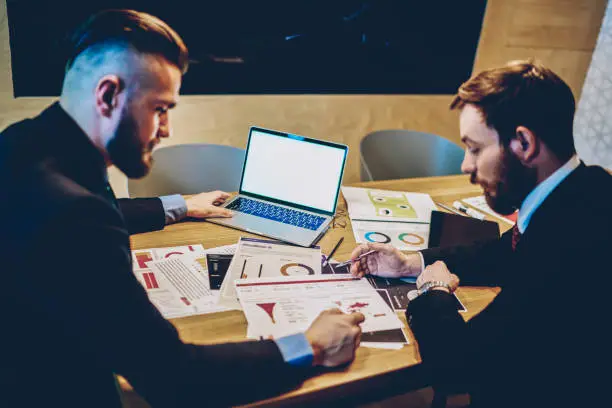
[416, 261, 460, 293]
[349, 243, 421, 278]
[304, 309, 365, 367]
[185, 191, 233, 218]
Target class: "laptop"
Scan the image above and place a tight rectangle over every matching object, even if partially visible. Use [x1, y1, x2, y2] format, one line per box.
[208, 126, 348, 247]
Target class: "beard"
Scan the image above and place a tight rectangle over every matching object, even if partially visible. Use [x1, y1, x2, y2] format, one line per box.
[107, 109, 156, 179]
[478, 148, 537, 215]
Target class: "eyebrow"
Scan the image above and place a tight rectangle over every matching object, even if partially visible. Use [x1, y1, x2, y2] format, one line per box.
[460, 135, 475, 144]
[155, 99, 178, 109]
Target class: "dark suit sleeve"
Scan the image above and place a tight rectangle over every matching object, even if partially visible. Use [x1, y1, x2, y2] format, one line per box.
[32, 196, 310, 407]
[420, 229, 513, 286]
[407, 226, 607, 398]
[117, 197, 166, 234]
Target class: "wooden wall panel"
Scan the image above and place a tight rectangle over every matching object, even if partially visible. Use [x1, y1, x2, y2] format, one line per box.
[0, 0, 606, 197]
[506, 0, 606, 50]
[474, 0, 607, 97]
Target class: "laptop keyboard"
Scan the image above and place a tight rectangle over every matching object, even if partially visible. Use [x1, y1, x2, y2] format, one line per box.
[226, 197, 325, 231]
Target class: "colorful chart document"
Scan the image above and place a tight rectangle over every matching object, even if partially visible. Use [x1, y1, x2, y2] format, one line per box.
[131, 245, 228, 319]
[342, 186, 436, 224]
[352, 220, 430, 250]
[132, 245, 206, 272]
[235, 275, 403, 339]
[219, 238, 322, 310]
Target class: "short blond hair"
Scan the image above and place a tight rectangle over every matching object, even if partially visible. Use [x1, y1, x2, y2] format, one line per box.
[65, 9, 189, 74]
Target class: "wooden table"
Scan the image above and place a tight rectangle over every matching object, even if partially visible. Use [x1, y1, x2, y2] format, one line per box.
[127, 175, 507, 407]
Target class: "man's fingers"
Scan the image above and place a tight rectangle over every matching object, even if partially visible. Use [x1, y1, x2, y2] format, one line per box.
[207, 207, 233, 217]
[367, 242, 390, 252]
[349, 312, 365, 325]
[449, 274, 460, 291]
[349, 244, 369, 261]
[365, 253, 377, 276]
[350, 262, 360, 276]
[324, 308, 343, 316]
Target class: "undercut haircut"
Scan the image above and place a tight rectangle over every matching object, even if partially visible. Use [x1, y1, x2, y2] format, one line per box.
[65, 9, 189, 74]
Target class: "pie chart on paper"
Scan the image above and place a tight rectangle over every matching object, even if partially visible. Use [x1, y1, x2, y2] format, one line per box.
[280, 263, 315, 276]
[364, 231, 391, 244]
[398, 233, 425, 246]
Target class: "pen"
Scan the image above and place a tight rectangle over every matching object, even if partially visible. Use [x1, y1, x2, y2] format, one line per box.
[335, 250, 377, 268]
[434, 201, 466, 216]
[324, 237, 344, 266]
[452, 201, 486, 220]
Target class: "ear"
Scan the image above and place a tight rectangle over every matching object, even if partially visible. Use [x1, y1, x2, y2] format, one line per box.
[95, 75, 124, 118]
[509, 126, 539, 165]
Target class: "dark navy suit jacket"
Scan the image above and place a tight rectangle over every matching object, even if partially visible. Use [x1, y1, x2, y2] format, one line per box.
[0, 103, 308, 407]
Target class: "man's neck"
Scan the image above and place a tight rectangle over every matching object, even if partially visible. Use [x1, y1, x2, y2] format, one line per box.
[58, 98, 112, 168]
[534, 152, 565, 185]
[517, 154, 580, 233]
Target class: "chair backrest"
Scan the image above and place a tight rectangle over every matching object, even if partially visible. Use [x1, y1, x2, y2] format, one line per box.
[360, 130, 465, 181]
[128, 143, 246, 197]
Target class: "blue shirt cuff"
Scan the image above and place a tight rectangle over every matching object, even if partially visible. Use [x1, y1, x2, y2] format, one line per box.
[159, 194, 188, 225]
[274, 333, 314, 367]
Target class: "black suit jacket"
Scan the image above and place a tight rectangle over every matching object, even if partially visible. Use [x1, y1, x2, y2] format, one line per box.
[0, 103, 308, 407]
[407, 164, 612, 407]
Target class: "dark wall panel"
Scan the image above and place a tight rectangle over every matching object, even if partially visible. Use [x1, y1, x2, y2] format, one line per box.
[7, 0, 487, 96]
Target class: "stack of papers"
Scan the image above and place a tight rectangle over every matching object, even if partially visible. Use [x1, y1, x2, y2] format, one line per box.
[235, 275, 407, 346]
[218, 238, 322, 310]
[341, 187, 436, 250]
[131, 245, 229, 319]
[461, 195, 518, 225]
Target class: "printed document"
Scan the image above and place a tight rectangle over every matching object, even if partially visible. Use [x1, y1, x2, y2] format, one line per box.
[352, 220, 430, 250]
[341, 186, 435, 223]
[218, 237, 322, 309]
[131, 245, 228, 318]
[235, 275, 403, 339]
[461, 195, 517, 225]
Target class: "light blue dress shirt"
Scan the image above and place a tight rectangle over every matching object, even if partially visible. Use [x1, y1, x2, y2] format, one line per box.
[415, 155, 581, 271]
[517, 155, 580, 234]
[158, 194, 188, 224]
[158, 194, 314, 366]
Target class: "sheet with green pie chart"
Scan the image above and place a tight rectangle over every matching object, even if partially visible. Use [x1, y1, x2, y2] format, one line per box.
[341, 187, 435, 250]
[342, 186, 436, 223]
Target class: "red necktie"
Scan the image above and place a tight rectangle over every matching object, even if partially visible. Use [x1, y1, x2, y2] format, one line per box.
[511, 224, 522, 251]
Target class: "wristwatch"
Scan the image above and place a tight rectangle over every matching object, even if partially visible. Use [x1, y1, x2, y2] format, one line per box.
[407, 280, 452, 301]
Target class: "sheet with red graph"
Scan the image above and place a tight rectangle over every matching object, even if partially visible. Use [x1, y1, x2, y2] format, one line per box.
[131, 245, 228, 318]
[235, 275, 404, 340]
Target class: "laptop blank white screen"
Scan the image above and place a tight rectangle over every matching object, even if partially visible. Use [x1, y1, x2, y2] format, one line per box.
[240, 129, 346, 213]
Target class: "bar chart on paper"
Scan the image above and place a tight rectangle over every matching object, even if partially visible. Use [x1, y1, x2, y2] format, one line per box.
[141, 272, 159, 290]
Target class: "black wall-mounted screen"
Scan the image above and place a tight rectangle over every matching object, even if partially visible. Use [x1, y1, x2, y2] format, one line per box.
[7, 0, 487, 97]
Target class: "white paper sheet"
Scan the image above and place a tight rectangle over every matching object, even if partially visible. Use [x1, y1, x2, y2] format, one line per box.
[236, 275, 403, 339]
[132, 245, 206, 271]
[461, 195, 517, 225]
[145, 256, 230, 318]
[204, 244, 238, 255]
[352, 220, 430, 250]
[131, 245, 230, 318]
[218, 238, 321, 310]
[342, 186, 435, 223]
[360, 342, 405, 350]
